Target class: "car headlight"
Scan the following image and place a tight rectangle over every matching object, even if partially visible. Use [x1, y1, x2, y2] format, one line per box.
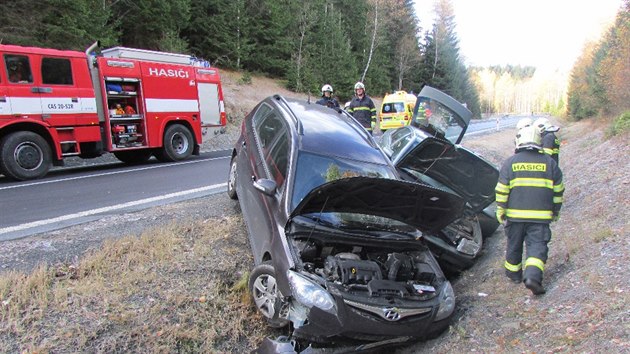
[457, 237, 481, 256]
[286, 270, 336, 313]
[435, 281, 455, 321]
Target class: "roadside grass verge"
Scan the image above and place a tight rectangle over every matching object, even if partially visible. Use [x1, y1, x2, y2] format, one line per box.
[0, 215, 269, 353]
[409, 118, 629, 353]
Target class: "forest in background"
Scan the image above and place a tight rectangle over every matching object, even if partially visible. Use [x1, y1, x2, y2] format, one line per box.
[566, 0, 629, 120]
[0, 0, 628, 120]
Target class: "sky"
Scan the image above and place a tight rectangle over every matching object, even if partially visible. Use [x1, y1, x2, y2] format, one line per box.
[413, 0, 623, 72]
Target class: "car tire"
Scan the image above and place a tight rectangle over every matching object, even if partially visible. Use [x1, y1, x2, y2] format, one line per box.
[248, 262, 289, 328]
[227, 156, 238, 200]
[0, 131, 52, 181]
[156, 124, 194, 162]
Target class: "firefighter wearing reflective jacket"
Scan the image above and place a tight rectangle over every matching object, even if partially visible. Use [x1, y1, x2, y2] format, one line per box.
[347, 82, 377, 133]
[533, 117, 560, 164]
[495, 125, 564, 295]
[316, 84, 340, 109]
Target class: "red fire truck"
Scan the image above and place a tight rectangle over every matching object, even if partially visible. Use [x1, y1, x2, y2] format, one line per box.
[0, 42, 227, 180]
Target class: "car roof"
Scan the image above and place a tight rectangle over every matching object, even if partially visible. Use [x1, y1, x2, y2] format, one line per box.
[279, 96, 389, 166]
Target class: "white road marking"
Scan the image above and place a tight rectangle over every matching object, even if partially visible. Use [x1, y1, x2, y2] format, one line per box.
[0, 183, 226, 235]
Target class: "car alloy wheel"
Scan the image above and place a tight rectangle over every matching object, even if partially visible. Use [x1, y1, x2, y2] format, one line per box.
[248, 262, 289, 328]
[227, 157, 238, 200]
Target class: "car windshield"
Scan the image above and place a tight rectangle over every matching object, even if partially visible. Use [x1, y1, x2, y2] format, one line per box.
[291, 152, 417, 235]
[413, 98, 465, 143]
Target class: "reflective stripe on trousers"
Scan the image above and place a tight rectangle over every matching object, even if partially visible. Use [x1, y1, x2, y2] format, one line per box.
[504, 222, 552, 283]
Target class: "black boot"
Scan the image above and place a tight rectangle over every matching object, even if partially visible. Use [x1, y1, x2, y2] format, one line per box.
[505, 269, 522, 284]
[524, 278, 546, 295]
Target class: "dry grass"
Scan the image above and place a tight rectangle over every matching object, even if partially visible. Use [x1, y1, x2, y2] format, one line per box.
[0, 215, 270, 353]
[403, 118, 630, 353]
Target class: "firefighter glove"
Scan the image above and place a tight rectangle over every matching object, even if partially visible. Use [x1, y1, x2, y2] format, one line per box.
[496, 210, 506, 224]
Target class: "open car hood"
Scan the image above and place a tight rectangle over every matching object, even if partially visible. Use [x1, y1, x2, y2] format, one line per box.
[290, 177, 464, 234]
[396, 138, 499, 212]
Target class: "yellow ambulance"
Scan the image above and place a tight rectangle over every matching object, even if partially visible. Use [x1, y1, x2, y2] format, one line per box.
[377, 91, 417, 131]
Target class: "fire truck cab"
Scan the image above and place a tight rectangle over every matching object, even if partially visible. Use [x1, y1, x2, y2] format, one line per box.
[0, 42, 226, 180]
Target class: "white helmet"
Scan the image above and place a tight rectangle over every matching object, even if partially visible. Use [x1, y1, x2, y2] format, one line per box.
[516, 118, 533, 130]
[321, 84, 333, 96]
[354, 82, 365, 90]
[533, 117, 559, 133]
[515, 125, 542, 150]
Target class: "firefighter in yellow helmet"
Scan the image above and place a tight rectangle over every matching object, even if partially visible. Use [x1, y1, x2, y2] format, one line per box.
[533, 117, 560, 164]
[495, 125, 564, 295]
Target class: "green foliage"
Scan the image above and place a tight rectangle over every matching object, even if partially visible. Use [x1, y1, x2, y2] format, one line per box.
[606, 111, 630, 137]
[0, 0, 485, 110]
[0, 0, 117, 49]
[238, 72, 252, 85]
[416, 0, 482, 117]
[112, 0, 191, 51]
[568, 1, 629, 120]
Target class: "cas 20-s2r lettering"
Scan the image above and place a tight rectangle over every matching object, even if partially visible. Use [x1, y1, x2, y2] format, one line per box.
[47, 103, 74, 109]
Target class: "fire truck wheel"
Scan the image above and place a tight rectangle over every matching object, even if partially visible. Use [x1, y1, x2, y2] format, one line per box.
[227, 156, 238, 200]
[0, 131, 52, 181]
[157, 124, 194, 162]
[113, 150, 152, 164]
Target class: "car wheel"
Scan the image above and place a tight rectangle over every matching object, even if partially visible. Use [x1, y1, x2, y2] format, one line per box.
[156, 124, 194, 162]
[0, 131, 52, 181]
[227, 156, 238, 200]
[248, 262, 289, 328]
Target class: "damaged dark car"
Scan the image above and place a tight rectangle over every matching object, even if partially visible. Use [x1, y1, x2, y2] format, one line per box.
[378, 86, 500, 274]
[227, 95, 466, 351]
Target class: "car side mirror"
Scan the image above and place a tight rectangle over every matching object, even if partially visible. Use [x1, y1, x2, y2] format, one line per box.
[253, 178, 277, 196]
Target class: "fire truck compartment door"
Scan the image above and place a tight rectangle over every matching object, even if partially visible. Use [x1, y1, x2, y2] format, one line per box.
[197, 82, 221, 126]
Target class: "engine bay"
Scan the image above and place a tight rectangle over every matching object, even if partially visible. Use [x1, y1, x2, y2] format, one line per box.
[291, 237, 444, 300]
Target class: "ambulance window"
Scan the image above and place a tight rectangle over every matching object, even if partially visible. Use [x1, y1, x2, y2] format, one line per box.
[42, 58, 73, 85]
[4, 55, 33, 84]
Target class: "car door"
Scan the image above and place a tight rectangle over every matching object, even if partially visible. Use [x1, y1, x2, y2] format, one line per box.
[39, 55, 82, 126]
[0, 60, 10, 117]
[237, 102, 290, 264]
[3, 53, 41, 120]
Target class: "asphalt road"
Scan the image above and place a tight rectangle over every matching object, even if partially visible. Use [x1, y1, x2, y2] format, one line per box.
[0, 149, 231, 241]
[0, 114, 528, 241]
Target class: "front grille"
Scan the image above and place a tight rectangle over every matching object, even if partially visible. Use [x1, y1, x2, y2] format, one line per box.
[344, 299, 432, 322]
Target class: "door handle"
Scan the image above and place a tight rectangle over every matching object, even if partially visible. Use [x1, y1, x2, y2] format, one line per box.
[0, 97, 6, 103]
[71, 97, 78, 103]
